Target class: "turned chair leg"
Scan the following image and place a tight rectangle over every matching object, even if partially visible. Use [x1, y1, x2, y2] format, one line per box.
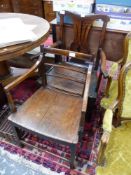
[70, 144, 77, 169]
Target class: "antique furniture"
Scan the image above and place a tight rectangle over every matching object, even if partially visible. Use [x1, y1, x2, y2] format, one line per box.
[0, 0, 56, 22]
[44, 11, 109, 120]
[5, 49, 93, 168]
[100, 32, 131, 110]
[51, 18, 129, 62]
[0, 12, 50, 140]
[45, 11, 110, 94]
[97, 61, 131, 174]
[0, 13, 50, 79]
[0, 0, 129, 62]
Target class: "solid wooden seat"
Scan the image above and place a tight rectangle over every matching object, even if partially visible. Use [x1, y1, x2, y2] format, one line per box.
[9, 88, 82, 143]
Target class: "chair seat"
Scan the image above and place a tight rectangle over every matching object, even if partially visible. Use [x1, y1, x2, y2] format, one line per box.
[101, 80, 118, 109]
[9, 88, 83, 144]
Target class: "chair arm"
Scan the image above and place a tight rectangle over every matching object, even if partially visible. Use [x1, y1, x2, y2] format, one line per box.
[44, 47, 93, 63]
[4, 54, 43, 112]
[102, 99, 118, 138]
[4, 55, 42, 92]
[97, 101, 119, 166]
[97, 109, 113, 165]
[103, 109, 113, 133]
[82, 64, 93, 113]
[100, 49, 122, 79]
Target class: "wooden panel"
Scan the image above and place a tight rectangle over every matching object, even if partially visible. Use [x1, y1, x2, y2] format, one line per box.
[0, 0, 13, 12]
[12, 0, 44, 17]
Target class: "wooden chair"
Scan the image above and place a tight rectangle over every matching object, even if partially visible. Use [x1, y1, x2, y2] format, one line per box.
[97, 61, 131, 167]
[100, 32, 131, 110]
[5, 50, 93, 168]
[44, 11, 110, 119]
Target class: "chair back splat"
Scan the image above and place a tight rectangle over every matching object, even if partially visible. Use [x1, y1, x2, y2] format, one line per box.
[58, 11, 110, 70]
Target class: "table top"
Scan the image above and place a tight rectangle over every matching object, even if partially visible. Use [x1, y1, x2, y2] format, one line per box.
[0, 13, 50, 61]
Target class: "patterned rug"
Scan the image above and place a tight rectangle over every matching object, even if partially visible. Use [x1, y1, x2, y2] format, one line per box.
[0, 78, 101, 175]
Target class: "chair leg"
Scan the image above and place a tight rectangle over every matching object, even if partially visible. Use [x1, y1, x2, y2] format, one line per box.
[12, 125, 23, 147]
[70, 144, 77, 169]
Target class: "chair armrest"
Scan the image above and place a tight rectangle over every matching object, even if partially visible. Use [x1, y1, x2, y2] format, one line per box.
[44, 47, 93, 63]
[4, 55, 42, 92]
[102, 109, 113, 133]
[82, 64, 93, 113]
[4, 54, 43, 112]
[97, 100, 119, 166]
[102, 99, 118, 136]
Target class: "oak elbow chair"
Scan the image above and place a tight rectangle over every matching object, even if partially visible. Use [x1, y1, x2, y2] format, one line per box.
[45, 11, 110, 99]
[4, 50, 93, 168]
[97, 62, 131, 174]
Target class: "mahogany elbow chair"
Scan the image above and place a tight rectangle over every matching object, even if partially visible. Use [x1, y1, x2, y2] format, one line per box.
[5, 49, 93, 168]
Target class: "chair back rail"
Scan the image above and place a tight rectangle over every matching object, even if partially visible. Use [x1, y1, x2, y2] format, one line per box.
[58, 11, 110, 69]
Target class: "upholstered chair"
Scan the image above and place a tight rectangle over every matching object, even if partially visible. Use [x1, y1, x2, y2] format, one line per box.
[100, 32, 131, 109]
[97, 61, 131, 175]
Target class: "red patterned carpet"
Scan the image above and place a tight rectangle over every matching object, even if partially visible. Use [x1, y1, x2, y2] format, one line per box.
[0, 78, 101, 175]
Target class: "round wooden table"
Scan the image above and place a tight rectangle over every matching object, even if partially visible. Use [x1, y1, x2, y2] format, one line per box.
[0, 13, 50, 77]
